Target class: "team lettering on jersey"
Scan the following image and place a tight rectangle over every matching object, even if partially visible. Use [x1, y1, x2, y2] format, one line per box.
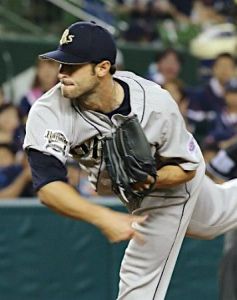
[70, 136, 102, 168]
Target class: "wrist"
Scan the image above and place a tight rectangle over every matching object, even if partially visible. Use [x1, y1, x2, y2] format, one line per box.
[90, 205, 113, 228]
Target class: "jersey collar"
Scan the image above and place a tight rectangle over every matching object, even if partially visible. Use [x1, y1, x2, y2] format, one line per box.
[113, 71, 146, 123]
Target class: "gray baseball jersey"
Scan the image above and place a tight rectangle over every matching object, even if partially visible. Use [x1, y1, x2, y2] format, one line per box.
[24, 71, 201, 196]
[24, 71, 237, 299]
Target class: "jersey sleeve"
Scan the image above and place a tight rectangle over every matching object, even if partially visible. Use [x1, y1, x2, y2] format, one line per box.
[27, 149, 68, 191]
[23, 100, 71, 165]
[154, 91, 203, 171]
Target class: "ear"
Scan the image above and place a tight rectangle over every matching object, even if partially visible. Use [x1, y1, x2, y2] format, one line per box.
[95, 60, 111, 77]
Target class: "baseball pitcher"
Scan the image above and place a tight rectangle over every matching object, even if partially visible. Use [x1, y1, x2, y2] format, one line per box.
[24, 21, 237, 299]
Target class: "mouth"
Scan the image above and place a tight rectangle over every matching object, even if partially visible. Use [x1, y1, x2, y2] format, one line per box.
[61, 80, 74, 87]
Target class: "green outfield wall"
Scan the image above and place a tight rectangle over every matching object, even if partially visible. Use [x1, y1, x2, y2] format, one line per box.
[0, 198, 223, 300]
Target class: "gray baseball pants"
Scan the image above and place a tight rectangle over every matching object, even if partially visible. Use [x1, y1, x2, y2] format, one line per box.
[117, 162, 237, 300]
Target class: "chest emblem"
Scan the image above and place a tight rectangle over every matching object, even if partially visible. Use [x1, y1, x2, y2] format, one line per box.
[70, 136, 102, 167]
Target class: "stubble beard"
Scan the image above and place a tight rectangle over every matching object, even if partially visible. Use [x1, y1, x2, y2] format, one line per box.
[73, 89, 98, 109]
[61, 76, 100, 109]
[75, 81, 101, 110]
[66, 87, 99, 110]
[60, 83, 79, 98]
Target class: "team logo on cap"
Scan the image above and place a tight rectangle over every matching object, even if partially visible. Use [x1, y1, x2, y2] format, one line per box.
[60, 29, 75, 45]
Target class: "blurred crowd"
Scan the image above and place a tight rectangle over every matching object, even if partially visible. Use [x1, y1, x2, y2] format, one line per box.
[0, 2, 237, 297]
[146, 49, 237, 161]
[2, 0, 236, 46]
[1, 48, 237, 200]
[117, 0, 237, 43]
[0, 59, 96, 199]
[0, 1, 237, 201]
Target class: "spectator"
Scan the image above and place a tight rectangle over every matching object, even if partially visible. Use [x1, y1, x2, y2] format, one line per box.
[147, 48, 182, 85]
[121, 0, 174, 42]
[204, 78, 237, 146]
[0, 103, 24, 152]
[19, 59, 58, 122]
[163, 79, 188, 117]
[200, 53, 236, 112]
[163, 78, 195, 135]
[188, 52, 236, 143]
[119, 0, 196, 43]
[0, 144, 33, 198]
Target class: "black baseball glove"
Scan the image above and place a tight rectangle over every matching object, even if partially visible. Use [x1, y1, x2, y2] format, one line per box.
[102, 115, 157, 210]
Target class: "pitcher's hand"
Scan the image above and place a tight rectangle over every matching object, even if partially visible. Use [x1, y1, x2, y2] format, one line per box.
[132, 175, 155, 192]
[98, 211, 148, 244]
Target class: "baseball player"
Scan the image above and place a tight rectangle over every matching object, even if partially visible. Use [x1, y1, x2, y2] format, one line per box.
[23, 21, 237, 300]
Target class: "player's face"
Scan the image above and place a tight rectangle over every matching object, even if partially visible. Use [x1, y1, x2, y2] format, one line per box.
[158, 53, 180, 82]
[225, 92, 237, 109]
[213, 57, 235, 85]
[58, 63, 99, 100]
[0, 106, 19, 132]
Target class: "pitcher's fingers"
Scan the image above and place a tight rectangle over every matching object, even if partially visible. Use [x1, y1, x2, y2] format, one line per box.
[146, 175, 155, 184]
[144, 184, 151, 189]
[133, 231, 146, 245]
[131, 214, 148, 224]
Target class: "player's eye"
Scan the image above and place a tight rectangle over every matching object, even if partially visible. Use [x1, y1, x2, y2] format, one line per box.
[59, 64, 88, 75]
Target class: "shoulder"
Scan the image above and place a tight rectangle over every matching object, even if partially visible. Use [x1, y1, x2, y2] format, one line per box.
[28, 83, 72, 120]
[24, 84, 73, 163]
[114, 71, 160, 90]
[115, 71, 179, 120]
[114, 70, 173, 107]
[114, 71, 170, 96]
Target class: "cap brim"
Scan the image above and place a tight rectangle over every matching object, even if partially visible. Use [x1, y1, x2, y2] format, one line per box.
[39, 49, 89, 65]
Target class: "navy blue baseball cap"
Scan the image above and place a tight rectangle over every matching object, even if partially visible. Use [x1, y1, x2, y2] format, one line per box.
[39, 21, 117, 65]
[225, 79, 237, 93]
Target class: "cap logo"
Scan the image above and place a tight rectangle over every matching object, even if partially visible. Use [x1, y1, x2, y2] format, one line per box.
[60, 29, 75, 45]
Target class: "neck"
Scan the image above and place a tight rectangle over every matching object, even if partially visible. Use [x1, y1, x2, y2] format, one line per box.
[76, 78, 124, 113]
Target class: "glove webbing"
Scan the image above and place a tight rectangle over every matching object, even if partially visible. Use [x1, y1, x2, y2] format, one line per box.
[103, 135, 156, 205]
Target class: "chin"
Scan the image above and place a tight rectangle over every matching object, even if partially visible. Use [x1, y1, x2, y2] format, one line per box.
[61, 86, 78, 99]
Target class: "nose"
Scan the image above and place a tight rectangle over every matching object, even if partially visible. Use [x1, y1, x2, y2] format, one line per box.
[58, 72, 67, 81]
[58, 64, 70, 80]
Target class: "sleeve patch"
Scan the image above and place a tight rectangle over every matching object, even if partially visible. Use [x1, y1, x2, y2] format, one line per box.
[187, 137, 196, 154]
[44, 129, 69, 156]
